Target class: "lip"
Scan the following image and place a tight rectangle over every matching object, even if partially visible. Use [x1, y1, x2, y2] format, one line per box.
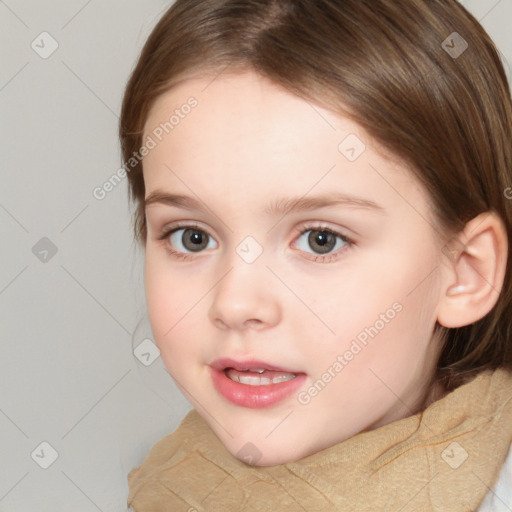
[209, 358, 307, 409]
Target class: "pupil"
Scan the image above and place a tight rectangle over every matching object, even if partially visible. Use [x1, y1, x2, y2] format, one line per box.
[183, 229, 208, 252]
[308, 230, 335, 254]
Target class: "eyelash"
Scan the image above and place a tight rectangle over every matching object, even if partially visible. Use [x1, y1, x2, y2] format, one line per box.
[156, 222, 354, 263]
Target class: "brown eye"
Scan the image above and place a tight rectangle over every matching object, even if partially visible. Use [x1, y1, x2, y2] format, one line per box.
[307, 230, 336, 254]
[168, 227, 217, 253]
[181, 229, 209, 252]
[295, 227, 350, 256]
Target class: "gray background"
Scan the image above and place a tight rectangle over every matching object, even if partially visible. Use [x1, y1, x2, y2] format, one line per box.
[1, 1, 511, 510]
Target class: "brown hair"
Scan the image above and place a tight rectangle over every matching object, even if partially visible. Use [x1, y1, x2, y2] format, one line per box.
[119, 0, 512, 390]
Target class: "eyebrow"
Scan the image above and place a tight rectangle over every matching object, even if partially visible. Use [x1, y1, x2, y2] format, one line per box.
[144, 190, 386, 216]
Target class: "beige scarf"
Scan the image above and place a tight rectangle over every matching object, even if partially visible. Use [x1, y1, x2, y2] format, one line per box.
[128, 367, 512, 511]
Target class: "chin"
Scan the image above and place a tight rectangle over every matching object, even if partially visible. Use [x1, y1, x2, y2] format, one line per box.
[227, 437, 311, 467]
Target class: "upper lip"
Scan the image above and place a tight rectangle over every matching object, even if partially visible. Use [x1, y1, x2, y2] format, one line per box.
[210, 357, 301, 373]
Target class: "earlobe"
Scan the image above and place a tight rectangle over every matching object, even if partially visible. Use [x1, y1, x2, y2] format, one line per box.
[445, 284, 469, 296]
[437, 211, 508, 328]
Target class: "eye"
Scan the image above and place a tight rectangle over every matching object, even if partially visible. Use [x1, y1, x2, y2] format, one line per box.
[159, 224, 218, 256]
[157, 222, 353, 262]
[171, 227, 214, 252]
[294, 226, 352, 258]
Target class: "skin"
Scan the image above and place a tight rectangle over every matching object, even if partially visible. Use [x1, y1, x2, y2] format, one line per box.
[141, 70, 461, 466]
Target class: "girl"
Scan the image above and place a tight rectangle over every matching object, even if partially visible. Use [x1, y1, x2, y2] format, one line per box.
[120, 0, 512, 510]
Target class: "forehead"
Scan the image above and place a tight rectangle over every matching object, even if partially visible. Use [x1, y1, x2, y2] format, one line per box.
[141, 70, 426, 219]
[146, 72, 368, 168]
[144, 70, 355, 147]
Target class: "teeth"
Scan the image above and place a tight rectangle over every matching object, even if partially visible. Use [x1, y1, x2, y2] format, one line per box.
[226, 368, 296, 385]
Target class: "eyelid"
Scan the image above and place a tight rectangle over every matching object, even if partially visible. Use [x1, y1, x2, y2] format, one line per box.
[157, 220, 215, 240]
[292, 221, 352, 239]
[157, 220, 353, 239]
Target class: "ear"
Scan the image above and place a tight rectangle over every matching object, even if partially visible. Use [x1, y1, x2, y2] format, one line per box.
[437, 211, 508, 328]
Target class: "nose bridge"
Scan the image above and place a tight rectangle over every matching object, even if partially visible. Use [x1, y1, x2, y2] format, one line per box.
[221, 233, 269, 288]
[208, 236, 280, 330]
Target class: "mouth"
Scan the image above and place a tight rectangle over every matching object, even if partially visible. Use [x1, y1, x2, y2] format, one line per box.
[224, 367, 297, 385]
[209, 358, 307, 408]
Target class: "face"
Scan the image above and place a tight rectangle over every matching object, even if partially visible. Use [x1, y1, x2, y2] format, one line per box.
[142, 70, 448, 466]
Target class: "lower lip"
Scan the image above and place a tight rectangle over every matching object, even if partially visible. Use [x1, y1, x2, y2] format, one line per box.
[210, 367, 307, 408]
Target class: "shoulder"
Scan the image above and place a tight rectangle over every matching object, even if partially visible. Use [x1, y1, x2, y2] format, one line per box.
[127, 408, 239, 510]
[477, 441, 512, 511]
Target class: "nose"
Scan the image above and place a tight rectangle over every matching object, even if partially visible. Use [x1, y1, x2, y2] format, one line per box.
[208, 258, 281, 331]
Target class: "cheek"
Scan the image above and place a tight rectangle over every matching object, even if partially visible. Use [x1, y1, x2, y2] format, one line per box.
[145, 255, 171, 333]
[295, 233, 437, 330]
[144, 251, 216, 382]
[304, 245, 441, 374]
[144, 252, 195, 350]
[340, 259, 442, 397]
